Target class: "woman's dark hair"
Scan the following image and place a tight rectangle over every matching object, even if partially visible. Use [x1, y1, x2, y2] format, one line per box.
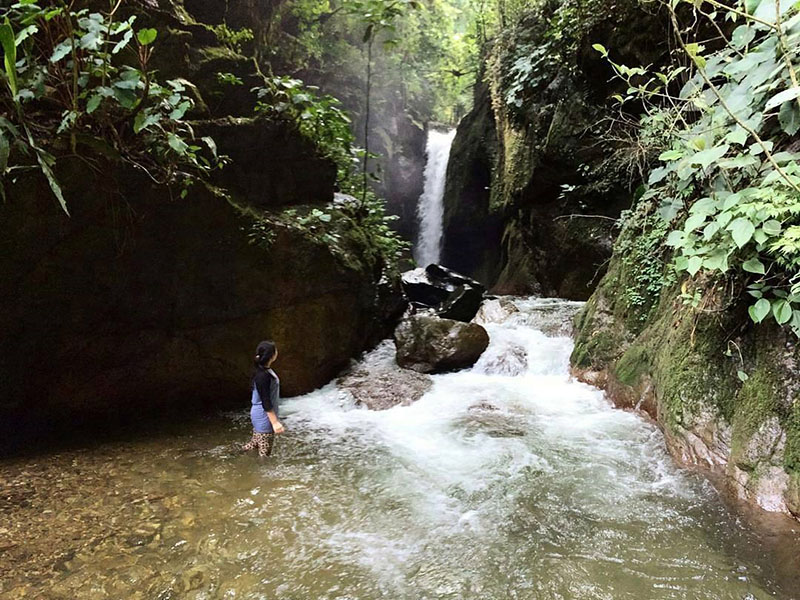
[254, 340, 277, 368]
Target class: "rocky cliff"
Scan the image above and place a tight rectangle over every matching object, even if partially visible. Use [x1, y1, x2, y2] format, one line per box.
[442, 0, 667, 299]
[0, 0, 401, 444]
[572, 182, 800, 521]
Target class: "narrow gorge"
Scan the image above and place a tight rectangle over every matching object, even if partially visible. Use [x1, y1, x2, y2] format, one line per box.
[2, 0, 800, 598]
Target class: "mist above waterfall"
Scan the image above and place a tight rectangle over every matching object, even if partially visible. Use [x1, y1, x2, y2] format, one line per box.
[414, 129, 456, 267]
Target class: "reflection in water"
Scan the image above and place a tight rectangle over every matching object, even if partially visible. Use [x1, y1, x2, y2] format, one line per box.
[2, 298, 800, 599]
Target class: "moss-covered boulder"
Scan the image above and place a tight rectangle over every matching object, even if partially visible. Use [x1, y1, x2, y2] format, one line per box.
[572, 204, 800, 519]
[394, 315, 490, 373]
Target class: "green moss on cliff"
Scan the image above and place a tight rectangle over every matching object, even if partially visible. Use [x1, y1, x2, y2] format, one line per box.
[786, 402, 800, 476]
[614, 344, 650, 387]
[730, 366, 780, 463]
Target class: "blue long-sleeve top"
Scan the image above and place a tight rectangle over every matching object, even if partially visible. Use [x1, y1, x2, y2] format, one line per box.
[252, 367, 280, 414]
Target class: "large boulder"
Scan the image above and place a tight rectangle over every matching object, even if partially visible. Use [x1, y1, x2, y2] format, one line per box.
[400, 264, 486, 322]
[473, 297, 520, 325]
[394, 315, 490, 373]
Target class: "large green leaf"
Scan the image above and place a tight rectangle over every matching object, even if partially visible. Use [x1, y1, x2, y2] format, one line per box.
[666, 230, 685, 247]
[745, 0, 762, 13]
[765, 87, 800, 111]
[779, 101, 800, 135]
[762, 219, 782, 236]
[137, 28, 157, 46]
[36, 149, 69, 216]
[0, 127, 8, 174]
[742, 257, 766, 274]
[685, 212, 707, 231]
[167, 133, 188, 155]
[728, 217, 755, 248]
[687, 255, 703, 276]
[0, 18, 17, 97]
[133, 111, 161, 133]
[749, 298, 771, 323]
[773, 299, 793, 324]
[50, 39, 72, 63]
[703, 249, 729, 272]
[690, 144, 729, 169]
[731, 25, 756, 49]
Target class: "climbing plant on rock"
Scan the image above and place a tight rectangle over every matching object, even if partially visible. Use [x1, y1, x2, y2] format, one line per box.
[595, 0, 800, 334]
[0, 1, 223, 213]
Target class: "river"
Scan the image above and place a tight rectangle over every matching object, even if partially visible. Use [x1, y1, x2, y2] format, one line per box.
[2, 298, 799, 599]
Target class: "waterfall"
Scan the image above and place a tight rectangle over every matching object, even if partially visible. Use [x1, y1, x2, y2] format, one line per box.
[414, 128, 456, 267]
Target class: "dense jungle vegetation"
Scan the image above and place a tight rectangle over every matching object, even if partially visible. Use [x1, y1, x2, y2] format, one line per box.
[2, 0, 800, 338]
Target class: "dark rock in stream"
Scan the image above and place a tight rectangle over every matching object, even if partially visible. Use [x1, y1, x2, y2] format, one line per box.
[400, 264, 486, 322]
[394, 315, 490, 373]
[437, 285, 484, 322]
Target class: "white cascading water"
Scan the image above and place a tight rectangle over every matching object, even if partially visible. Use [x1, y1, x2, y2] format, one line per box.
[414, 128, 457, 267]
[271, 298, 783, 599]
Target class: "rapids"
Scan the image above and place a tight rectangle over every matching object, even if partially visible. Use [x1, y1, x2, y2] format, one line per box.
[2, 298, 799, 599]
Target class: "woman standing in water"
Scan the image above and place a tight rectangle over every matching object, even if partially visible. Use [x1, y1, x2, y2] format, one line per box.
[242, 340, 284, 457]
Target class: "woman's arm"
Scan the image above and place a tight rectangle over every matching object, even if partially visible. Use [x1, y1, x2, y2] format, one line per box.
[267, 411, 285, 434]
[255, 371, 284, 433]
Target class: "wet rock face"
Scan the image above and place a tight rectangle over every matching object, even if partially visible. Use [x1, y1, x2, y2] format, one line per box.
[440, 82, 503, 286]
[400, 265, 486, 322]
[380, 114, 427, 243]
[394, 315, 490, 374]
[0, 159, 397, 444]
[572, 220, 800, 520]
[200, 118, 336, 207]
[441, 1, 668, 298]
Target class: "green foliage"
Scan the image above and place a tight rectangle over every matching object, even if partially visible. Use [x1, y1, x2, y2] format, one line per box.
[206, 23, 253, 54]
[266, 0, 481, 125]
[0, 2, 224, 212]
[249, 73, 407, 271]
[248, 195, 409, 273]
[500, 0, 608, 115]
[253, 76, 358, 186]
[598, 0, 800, 335]
[216, 72, 243, 87]
[616, 205, 676, 325]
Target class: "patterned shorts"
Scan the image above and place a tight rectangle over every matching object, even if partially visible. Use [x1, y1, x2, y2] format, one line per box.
[241, 431, 275, 457]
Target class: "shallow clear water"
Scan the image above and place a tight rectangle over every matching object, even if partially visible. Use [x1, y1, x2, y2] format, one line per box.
[2, 298, 799, 599]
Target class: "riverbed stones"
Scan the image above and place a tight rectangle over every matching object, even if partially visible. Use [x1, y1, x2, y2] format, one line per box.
[477, 341, 528, 376]
[394, 314, 490, 373]
[338, 367, 433, 410]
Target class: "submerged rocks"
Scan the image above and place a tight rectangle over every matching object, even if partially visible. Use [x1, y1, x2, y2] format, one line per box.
[475, 341, 528, 377]
[339, 366, 433, 411]
[400, 264, 486, 322]
[473, 297, 520, 325]
[394, 315, 490, 373]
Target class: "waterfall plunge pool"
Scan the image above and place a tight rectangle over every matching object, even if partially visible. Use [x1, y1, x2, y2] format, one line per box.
[2, 298, 800, 599]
